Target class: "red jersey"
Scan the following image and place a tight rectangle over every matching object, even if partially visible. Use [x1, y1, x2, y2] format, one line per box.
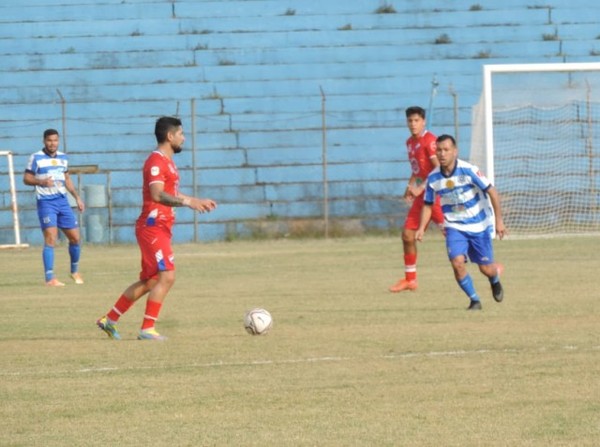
[137, 150, 179, 230]
[406, 130, 437, 184]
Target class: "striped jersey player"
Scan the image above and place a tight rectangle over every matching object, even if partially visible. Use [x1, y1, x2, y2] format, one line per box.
[416, 134, 507, 311]
[23, 128, 85, 286]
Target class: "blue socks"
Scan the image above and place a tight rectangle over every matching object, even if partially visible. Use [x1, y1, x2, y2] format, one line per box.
[69, 243, 81, 274]
[458, 274, 480, 302]
[43, 243, 81, 281]
[42, 244, 54, 282]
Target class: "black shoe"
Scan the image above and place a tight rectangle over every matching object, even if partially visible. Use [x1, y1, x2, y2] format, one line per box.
[491, 281, 504, 302]
[467, 300, 482, 311]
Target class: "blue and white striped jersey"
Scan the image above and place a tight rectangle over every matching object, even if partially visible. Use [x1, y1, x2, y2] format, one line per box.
[424, 159, 494, 235]
[25, 150, 69, 201]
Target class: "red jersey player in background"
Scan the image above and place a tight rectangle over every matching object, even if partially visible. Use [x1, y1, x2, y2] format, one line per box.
[389, 106, 444, 293]
[97, 116, 216, 340]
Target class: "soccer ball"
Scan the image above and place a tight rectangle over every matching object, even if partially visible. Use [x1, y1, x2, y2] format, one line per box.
[244, 308, 273, 335]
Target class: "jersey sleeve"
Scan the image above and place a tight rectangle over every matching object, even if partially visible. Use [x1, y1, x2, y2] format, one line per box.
[145, 155, 168, 187]
[468, 164, 492, 191]
[25, 154, 37, 174]
[425, 133, 437, 159]
[424, 177, 436, 205]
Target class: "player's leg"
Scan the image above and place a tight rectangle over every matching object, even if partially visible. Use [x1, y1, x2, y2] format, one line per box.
[58, 201, 84, 284]
[471, 235, 504, 303]
[389, 200, 422, 293]
[37, 200, 64, 286]
[137, 270, 175, 341]
[96, 279, 156, 340]
[137, 228, 175, 341]
[96, 225, 158, 340]
[447, 228, 481, 310]
[42, 226, 63, 286]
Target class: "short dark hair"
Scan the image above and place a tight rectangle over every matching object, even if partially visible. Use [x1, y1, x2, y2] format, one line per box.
[43, 129, 59, 139]
[436, 134, 456, 146]
[405, 106, 426, 119]
[155, 116, 182, 144]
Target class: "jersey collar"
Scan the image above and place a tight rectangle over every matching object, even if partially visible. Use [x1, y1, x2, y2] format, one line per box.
[42, 147, 57, 158]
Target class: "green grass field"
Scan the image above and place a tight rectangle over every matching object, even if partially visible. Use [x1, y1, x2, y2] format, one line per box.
[1, 235, 599, 446]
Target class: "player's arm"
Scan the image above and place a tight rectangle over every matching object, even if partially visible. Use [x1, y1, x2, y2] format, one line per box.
[410, 142, 440, 198]
[486, 186, 507, 239]
[23, 171, 53, 187]
[415, 203, 433, 241]
[177, 192, 217, 213]
[64, 172, 85, 212]
[404, 174, 417, 202]
[150, 182, 216, 213]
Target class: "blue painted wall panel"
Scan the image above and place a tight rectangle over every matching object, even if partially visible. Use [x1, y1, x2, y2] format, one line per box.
[198, 167, 257, 186]
[2, 0, 599, 243]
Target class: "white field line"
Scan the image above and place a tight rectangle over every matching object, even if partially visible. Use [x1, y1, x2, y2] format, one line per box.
[2, 344, 598, 378]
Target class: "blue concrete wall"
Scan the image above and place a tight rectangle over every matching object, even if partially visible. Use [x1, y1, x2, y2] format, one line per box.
[1, 0, 599, 243]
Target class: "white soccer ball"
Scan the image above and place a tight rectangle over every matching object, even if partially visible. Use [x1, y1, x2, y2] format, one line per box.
[244, 308, 273, 335]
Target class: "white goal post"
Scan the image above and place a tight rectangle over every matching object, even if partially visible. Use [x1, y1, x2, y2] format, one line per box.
[0, 151, 29, 248]
[470, 62, 600, 235]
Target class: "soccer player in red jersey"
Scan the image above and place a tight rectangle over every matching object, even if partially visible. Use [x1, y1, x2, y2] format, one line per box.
[389, 106, 444, 293]
[96, 117, 216, 340]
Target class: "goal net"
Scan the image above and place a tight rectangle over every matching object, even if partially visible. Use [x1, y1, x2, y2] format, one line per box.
[0, 151, 29, 248]
[470, 62, 600, 235]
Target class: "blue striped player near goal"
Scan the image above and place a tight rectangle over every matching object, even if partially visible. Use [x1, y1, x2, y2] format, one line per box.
[415, 134, 506, 310]
[23, 129, 85, 286]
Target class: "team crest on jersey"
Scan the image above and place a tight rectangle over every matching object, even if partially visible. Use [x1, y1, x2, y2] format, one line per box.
[151, 166, 160, 176]
[446, 180, 455, 189]
[458, 175, 466, 183]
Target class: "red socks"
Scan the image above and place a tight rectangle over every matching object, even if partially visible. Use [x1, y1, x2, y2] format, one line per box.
[404, 253, 417, 282]
[107, 294, 134, 322]
[141, 300, 163, 330]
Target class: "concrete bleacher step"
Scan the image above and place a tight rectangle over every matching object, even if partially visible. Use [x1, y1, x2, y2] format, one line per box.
[0, 4, 551, 36]
[1, 23, 560, 55]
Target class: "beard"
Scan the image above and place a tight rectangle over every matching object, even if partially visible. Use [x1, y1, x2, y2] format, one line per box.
[173, 145, 183, 154]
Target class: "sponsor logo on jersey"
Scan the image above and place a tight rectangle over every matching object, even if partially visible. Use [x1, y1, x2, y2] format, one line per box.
[446, 180, 455, 189]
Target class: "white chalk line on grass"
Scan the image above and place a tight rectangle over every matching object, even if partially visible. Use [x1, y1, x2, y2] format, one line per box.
[2, 344, 599, 378]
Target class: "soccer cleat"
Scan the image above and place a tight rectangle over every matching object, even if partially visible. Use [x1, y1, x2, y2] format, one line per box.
[467, 300, 482, 311]
[70, 272, 84, 284]
[46, 278, 65, 287]
[137, 328, 167, 341]
[96, 316, 121, 340]
[491, 281, 504, 302]
[491, 262, 504, 302]
[389, 279, 418, 293]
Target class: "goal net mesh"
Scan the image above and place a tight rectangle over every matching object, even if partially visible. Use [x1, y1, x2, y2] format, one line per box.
[471, 67, 600, 235]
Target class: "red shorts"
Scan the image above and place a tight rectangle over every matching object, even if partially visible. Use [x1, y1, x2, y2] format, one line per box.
[136, 224, 175, 281]
[405, 195, 444, 231]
